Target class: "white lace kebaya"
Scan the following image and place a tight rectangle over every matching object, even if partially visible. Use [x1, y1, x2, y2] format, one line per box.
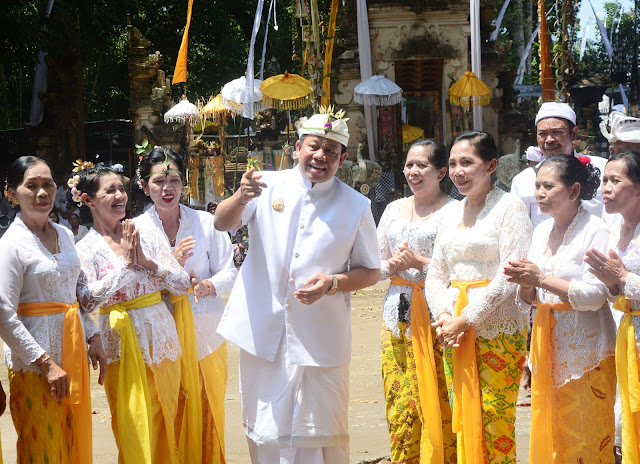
[136, 204, 237, 360]
[76, 226, 191, 366]
[608, 215, 640, 355]
[425, 188, 533, 339]
[377, 197, 456, 337]
[519, 206, 616, 387]
[0, 216, 99, 373]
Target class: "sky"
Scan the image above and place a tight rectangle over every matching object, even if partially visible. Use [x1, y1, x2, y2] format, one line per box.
[577, 0, 635, 40]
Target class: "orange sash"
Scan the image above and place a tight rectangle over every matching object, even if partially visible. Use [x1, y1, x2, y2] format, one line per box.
[612, 296, 640, 463]
[449, 280, 490, 464]
[17, 301, 92, 464]
[529, 299, 573, 464]
[390, 276, 443, 463]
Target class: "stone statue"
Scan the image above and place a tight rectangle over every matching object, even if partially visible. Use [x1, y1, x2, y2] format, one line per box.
[356, 142, 382, 187]
[496, 138, 523, 189]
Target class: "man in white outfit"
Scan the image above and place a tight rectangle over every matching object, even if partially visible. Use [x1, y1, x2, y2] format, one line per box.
[511, 102, 608, 227]
[214, 110, 381, 464]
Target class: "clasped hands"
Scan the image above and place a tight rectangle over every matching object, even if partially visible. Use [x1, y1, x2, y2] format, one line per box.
[584, 248, 628, 295]
[121, 220, 156, 273]
[432, 313, 470, 349]
[387, 242, 428, 274]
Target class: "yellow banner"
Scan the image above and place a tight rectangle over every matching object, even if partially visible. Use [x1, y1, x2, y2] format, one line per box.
[321, 0, 339, 107]
[173, 0, 195, 84]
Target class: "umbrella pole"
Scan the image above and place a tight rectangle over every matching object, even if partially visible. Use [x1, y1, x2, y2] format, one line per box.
[234, 117, 244, 191]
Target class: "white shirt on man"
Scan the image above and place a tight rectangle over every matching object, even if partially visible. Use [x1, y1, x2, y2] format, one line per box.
[510, 151, 608, 227]
[216, 165, 380, 367]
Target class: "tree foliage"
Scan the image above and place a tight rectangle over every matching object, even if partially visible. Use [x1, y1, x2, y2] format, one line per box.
[0, 0, 337, 130]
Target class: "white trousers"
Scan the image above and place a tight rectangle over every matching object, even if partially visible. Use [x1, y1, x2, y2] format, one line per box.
[239, 345, 350, 464]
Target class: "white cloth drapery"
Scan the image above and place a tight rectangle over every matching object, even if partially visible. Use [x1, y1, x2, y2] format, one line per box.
[356, 0, 378, 161]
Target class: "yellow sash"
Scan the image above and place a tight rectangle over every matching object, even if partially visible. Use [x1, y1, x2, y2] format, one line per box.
[390, 276, 443, 463]
[449, 280, 490, 464]
[100, 292, 163, 464]
[529, 299, 573, 464]
[613, 296, 640, 463]
[17, 301, 92, 464]
[165, 289, 203, 464]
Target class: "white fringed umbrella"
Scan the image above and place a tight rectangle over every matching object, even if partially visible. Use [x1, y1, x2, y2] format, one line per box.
[221, 76, 267, 117]
[164, 95, 199, 123]
[354, 75, 403, 107]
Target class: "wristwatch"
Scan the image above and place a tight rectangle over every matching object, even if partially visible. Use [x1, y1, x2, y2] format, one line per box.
[327, 274, 339, 295]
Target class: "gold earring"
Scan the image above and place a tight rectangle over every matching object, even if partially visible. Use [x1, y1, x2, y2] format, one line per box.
[7, 196, 19, 207]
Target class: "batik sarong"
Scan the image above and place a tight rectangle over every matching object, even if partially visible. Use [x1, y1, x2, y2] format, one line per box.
[443, 329, 527, 463]
[9, 369, 73, 464]
[382, 323, 457, 463]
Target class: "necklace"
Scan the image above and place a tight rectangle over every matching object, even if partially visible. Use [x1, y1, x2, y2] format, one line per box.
[411, 195, 441, 223]
[169, 236, 177, 247]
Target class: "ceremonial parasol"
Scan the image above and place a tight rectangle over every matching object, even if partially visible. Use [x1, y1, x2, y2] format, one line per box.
[164, 94, 199, 146]
[402, 124, 425, 144]
[354, 75, 403, 107]
[202, 93, 241, 118]
[221, 76, 267, 117]
[260, 72, 312, 110]
[164, 94, 199, 123]
[448, 69, 491, 110]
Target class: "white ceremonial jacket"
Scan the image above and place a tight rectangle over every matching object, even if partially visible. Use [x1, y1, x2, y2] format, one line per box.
[510, 151, 608, 227]
[217, 166, 380, 367]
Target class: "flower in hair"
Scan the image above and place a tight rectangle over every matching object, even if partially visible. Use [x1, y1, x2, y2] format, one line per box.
[68, 175, 84, 206]
[576, 155, 591, 166]
[71, 159, 95, 173]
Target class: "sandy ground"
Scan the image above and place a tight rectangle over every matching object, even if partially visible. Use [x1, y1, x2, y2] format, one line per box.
[0, 281, 532, 463]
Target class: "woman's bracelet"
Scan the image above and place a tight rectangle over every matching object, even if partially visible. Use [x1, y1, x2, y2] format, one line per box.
[537, 273, 547, 288]
[154, 267, 169, 280]
[35, 353, 51, 367]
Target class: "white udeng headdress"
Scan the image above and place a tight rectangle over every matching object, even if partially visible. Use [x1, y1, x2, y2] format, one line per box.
[297, 105, 350, 147]
[600, 111, 640, 144]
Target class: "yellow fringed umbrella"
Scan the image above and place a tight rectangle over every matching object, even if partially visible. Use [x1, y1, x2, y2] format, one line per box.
[194, 119, 217, 133]
[448, 70, 491, 109]
[260, 72, 312, 111]
[202, 94, 241, 117]
[402, 124, 425, 144]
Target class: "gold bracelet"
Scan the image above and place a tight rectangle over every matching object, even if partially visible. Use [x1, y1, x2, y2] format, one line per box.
[155, 267, 169, 280]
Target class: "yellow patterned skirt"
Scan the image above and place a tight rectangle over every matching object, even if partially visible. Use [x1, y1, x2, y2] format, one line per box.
[549, 356, 616, 463]
[9, 369, 73, 464]
[443, 329, 527, 463]
[382, 322, 457, 464]
[105, 358, 181, 464]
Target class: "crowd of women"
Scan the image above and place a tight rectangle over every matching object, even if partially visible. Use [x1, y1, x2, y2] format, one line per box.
[1, 128, 640, 464]
[0, 147, 235, 463]
[377, 133, 640, 463]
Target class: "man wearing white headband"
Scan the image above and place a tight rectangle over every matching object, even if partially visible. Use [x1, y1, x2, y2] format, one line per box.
[600, 111, 640, 157]
[511, 102, 608, 227]
[215, 109, 380, 463]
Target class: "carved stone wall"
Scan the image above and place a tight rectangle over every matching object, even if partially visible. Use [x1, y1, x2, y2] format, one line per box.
[128, 26, 176, 149]
[333, 2, 508, 153]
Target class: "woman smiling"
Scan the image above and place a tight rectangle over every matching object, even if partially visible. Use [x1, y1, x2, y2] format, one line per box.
[426, 131, 532, 463]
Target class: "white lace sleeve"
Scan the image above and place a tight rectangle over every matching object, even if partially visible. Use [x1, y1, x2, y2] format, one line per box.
[0, 245, 45, 365]
[141, 227, 191, 295]
[624, 272, 640, 300]
[205, 222, 237, 294]
[377, 203, 394, 281]
[464, 200, 533, 326]
[80, 309, 99, 341]
[76, 248, 137, 313]
[425, 230, 452, 319]
[567, 226, 609, 311]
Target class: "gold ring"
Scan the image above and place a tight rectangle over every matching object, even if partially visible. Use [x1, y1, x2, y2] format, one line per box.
[178, 252, 184, 259]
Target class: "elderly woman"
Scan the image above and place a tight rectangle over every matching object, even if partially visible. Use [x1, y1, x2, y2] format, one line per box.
[426, 131, 532, 463]
[135, 147, 237, 463]
[0, 156, 105, 463]
[584, 151, 640, 462]
[506, 154, 616, 463]
[75, 165, 190, 464]
[377, 139, 456, 463]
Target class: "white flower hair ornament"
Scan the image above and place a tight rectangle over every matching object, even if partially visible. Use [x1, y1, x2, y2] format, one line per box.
[68, 158, 94, 207]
